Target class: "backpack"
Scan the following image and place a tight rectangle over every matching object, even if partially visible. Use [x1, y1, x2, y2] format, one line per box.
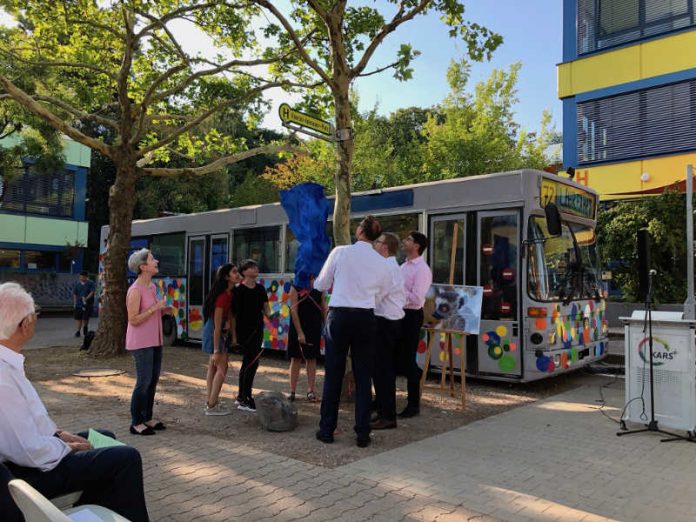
[80, 331, 96, 351]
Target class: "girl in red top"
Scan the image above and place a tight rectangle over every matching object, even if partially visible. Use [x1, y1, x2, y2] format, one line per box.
[202, 263, 240, 415]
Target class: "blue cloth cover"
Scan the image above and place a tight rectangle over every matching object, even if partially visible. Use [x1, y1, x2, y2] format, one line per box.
[280, 182, 331, 289]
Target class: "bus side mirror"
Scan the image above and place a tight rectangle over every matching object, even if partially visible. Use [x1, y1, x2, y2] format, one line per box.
[545, 203, 562, 236]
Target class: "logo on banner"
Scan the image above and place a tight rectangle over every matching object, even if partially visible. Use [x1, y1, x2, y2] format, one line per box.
[637, 336, 675, 366]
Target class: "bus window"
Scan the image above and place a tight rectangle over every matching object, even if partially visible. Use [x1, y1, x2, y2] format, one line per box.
[127, 237, 149, 276]
[430, 217, 466, 285]
[348, 213, 419, 262]
[233, 226, 281, 273]
[479, 214, 518, 320]
[285, 223, 334, 273]
[150, 233, 185, 276]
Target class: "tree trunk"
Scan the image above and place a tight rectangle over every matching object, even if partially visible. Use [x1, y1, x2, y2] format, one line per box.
[332, 83, 353, 246]
[90, 160, 138, 357]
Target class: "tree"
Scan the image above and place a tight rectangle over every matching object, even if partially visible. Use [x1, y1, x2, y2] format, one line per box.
[0, 1, 303, 356]
[422, 60, 552, 179]
[254, 0, 501, 244]
[597, 189, 690, 303]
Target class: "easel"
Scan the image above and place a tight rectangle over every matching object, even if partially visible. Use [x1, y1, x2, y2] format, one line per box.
[418, 222, 467, 408]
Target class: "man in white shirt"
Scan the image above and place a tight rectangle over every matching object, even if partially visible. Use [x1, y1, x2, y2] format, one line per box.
[0, 282, 149, 522]
[371, 232, 406, 430]
[314, 216, 390, 448]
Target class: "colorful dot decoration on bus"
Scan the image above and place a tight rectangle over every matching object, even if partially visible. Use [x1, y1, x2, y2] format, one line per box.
[482, 324, 517, 373]
[533, 299, 608, 373]
[156, 277, 188, 338]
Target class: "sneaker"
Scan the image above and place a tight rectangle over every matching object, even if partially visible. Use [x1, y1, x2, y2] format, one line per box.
[75, 331, 81, 338]
[234, 396, 243, 406]
[204, 403, 231, 416]
[237, 398, 256, 412]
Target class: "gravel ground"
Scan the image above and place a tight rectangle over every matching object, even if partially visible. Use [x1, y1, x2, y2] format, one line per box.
[27, 344, 589, 468]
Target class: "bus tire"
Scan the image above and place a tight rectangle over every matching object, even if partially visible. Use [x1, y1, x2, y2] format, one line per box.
[162, 315, 177, 346]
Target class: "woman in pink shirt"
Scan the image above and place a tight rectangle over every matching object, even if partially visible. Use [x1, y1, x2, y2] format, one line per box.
[126, 249, 172, 436]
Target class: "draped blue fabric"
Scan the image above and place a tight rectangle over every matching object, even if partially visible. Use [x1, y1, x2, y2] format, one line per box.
[280, 182, 331, 289]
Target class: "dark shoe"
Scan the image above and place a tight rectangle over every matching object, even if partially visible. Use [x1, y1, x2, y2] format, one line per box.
[82, 326, 88, 336]
[370, 418, 397, 430]
[397, 406, 420, 418]
[130, 425, 156, 436]
[288, 392, 296, 401]
[147, 422, 166, 431]
[356, 436, 371, 448]
[75, 331, 81, 338]
[315, 430, 334, 444]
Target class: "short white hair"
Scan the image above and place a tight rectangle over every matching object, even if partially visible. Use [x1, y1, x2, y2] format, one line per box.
[128, 248, 151, 274]
[0, 282, 35, 339]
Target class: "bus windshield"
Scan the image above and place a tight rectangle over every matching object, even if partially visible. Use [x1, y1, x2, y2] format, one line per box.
[527, 217, 602, 302]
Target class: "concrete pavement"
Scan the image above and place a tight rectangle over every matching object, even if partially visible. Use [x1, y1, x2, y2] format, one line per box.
[25, 314, 99, 351]
[45, 375, 696, 521]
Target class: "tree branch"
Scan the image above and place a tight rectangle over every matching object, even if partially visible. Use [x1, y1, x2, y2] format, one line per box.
[139, 80, 284, 153]
[0, 75, 112, 158]
[351, 0, 430, 79]
[356, 60, 401, 78]
[143, 143, 305, 177]
[0, 48, 118, 81]
[253, 0, 334, 88]
[32, 95, 118, 128]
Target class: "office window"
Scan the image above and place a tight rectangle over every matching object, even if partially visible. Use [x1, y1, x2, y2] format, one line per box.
[577, 79, 696, 164]
[233, 226, 281, 273]
[1, 168, 75, 217]
[0, 249, 21, 269]
[24, 250, 56, 271]
[578, 0, 695, 55]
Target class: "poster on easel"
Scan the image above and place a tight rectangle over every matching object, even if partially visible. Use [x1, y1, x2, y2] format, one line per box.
[423, 284, 483, 335]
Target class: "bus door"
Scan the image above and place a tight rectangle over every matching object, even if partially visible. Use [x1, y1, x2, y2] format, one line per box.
[187, 235, 207, 340]
[476, 210, 522, 377]
[428, 214, 468, 372]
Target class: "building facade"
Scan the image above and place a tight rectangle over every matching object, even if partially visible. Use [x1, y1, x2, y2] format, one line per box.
[0, 135, 91, 307]
[559, 0, 696, 199]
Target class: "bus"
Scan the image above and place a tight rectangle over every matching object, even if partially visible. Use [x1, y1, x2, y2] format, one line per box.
[99, 169, 608, 382]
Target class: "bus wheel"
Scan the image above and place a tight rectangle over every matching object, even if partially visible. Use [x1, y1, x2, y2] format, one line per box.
[162, 315, 177, 346]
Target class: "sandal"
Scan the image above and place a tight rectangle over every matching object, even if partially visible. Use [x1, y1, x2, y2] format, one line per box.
[307, 391, 317, 402]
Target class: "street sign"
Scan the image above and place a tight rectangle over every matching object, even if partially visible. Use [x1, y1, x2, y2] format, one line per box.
[278, 103, 332, 137]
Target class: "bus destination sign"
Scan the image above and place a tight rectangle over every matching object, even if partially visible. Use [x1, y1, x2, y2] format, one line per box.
[540, 179, 596, 219]
[278, 103, 332, 137]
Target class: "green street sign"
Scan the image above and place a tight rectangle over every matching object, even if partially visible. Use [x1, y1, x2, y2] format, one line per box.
[278, 103, 332, 136]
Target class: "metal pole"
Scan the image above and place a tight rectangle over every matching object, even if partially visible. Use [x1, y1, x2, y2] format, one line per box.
[685, 164, 695, 320]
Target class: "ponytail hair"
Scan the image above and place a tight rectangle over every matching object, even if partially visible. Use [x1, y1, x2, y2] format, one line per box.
[203, 263, 235, 322]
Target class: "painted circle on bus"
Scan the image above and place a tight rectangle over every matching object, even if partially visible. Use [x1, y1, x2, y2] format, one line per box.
[498, 355, 516, 372]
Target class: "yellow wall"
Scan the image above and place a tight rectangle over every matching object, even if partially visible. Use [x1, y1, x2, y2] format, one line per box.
[571, 153, 696, 200]
[558, 31, 696, 98]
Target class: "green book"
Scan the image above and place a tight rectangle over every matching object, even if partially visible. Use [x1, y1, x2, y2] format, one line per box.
[87, 429, 126, 449]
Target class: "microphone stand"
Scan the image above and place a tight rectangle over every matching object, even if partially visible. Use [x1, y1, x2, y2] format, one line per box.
[617, 270, 695, 443]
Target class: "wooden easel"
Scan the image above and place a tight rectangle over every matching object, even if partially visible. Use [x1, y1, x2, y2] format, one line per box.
[418, 222, 467, 408]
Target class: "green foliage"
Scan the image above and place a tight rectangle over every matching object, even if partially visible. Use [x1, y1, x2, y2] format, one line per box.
[597, 189, 690, 303]
[229, 171, 279, 207]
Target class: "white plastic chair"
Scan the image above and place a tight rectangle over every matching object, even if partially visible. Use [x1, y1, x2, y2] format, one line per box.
[8, 479, 130, 521]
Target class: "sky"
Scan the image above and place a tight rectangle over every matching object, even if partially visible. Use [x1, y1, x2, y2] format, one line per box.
[0, 1, 563, 135]
[350, 1, 563, 134]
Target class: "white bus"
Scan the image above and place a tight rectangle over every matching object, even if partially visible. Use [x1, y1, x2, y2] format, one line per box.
[100, 169, 608, 382]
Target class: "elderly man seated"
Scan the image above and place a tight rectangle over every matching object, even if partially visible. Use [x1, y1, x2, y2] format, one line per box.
[0, 282, 149, 522]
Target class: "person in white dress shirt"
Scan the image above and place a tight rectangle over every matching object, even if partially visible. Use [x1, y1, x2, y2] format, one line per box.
[371, 232, 406, 430]
[0, 282, 149, 522]
[314, 215, 390, 448]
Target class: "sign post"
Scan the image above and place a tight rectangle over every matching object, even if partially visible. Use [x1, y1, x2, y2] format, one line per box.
[686, 165, 695, 320]
[278, 103, 336, 142]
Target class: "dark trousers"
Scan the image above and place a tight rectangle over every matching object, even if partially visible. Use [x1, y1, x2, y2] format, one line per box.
[238, 329, 264, 400]
[319, 308, 376, 439]
[399, 308, 424, 408]
[2, 430, 149, 522]
[130, 346, 162, 426]
[373, 316, 402, 421]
